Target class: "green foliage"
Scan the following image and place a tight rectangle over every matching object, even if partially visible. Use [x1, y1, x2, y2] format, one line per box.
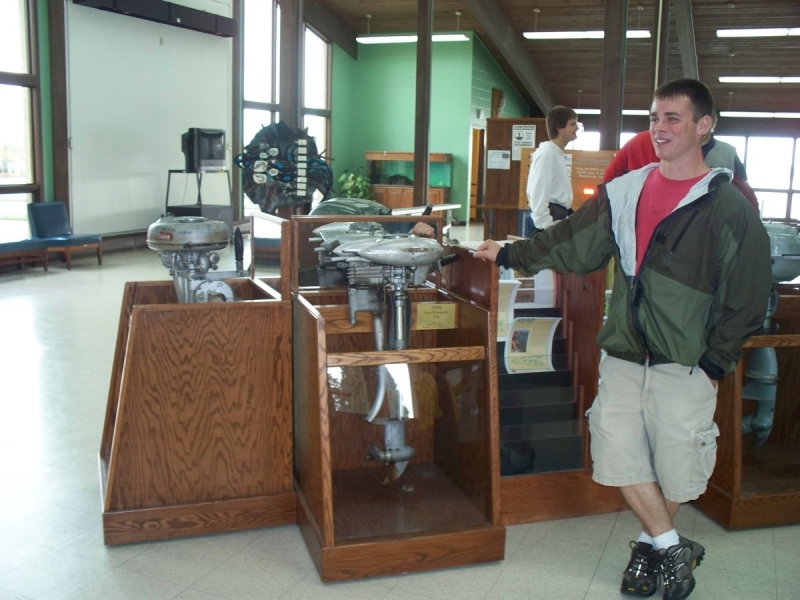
[337, 171, 375, 200]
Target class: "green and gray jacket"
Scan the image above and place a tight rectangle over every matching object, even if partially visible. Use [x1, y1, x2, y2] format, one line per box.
[498, 164, 772, 379]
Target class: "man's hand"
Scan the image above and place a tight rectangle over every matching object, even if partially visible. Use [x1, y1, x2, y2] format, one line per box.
[474, 240, 501, 262]
[409, 222, 435, 238]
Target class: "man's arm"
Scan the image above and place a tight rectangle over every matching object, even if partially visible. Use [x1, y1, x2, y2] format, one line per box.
[699, 211, 772, 379]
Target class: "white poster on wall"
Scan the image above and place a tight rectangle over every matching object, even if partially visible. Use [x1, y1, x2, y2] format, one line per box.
[487, 150, 511, 170]
[511, 125, 536, 160]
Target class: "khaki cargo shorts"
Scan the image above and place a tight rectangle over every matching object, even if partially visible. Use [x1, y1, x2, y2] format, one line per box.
[587, 355, 720, 503]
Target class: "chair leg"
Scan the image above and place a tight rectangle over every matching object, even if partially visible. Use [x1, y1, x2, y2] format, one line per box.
[65, 249, 72, 270]
[97, 245, 103, 266]
[43, 251, 49, 272]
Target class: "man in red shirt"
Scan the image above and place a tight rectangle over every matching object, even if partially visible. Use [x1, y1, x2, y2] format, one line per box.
[605, 121, 759, 212]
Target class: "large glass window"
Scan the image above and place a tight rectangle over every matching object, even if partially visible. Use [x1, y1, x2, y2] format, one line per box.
[1, 0, 40, 242]
[302, 26, 330, 159]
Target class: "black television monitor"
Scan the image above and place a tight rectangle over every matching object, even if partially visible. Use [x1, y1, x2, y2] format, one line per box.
[181, 128, 226, 172]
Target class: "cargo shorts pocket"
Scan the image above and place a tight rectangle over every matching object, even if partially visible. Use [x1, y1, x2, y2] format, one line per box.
[691, 423, 720, 488]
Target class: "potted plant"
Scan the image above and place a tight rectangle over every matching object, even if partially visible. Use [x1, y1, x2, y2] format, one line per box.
[337, 171, 375, 200]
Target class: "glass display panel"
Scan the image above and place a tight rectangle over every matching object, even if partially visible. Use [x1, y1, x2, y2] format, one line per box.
[243, 0, 273, 103]
[746, 137, 793, 190]
[794, 139, 800, 191]
[740, 346, 800, 496]
[0, 85, 33, 185]
[367, 158, 452, 188]
[791, 194, 800, 221]
[303, 27, 328, 110]
[0, 0, 29, 74]
[328, 361, 492, 543]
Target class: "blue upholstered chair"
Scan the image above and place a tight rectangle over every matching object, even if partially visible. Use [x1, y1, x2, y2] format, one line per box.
[27, 202, 102, 269]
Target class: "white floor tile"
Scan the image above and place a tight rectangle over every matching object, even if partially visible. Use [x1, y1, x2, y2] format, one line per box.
[240, 524, 316, 570]
[0, 550, 113, 600]
[190, 552, 309, 600]
[121, 539, 237, 588]
[67, 569, 186, 600]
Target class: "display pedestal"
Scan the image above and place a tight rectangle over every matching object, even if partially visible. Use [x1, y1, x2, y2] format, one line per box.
[694, 285, 800, 528]
[444, 245, 626, 524]
[100, 221, 295, 545]
[290, 215, 504, 582]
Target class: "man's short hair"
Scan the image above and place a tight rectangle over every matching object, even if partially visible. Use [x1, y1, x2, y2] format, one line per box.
[653, 78, 714, 122]
[546, 106, 578, 139]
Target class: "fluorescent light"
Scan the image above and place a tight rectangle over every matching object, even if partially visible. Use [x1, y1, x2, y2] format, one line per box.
[356, 33, 469, 44]
[357, 35, 417, 44]
[575, 109, 650, 116]
[432, 33, 468, 42]
[720, 111, 800, 119]
[523, 30, 650, 40]
[717, 27, 800, 38]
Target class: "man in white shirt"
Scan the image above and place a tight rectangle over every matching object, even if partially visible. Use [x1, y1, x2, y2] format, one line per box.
[526, 106, 580, 234]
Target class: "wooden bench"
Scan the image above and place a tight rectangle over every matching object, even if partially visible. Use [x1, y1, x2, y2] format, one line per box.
[0, 239, 49, 271]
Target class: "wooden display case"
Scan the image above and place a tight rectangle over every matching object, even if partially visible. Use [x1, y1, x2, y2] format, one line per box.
[99, 219, 295, 545]
[290, 215, 505, 581]
[445, 245, 626, 524]
[694, 284, 800, 528]
[366, 151, 451, 210]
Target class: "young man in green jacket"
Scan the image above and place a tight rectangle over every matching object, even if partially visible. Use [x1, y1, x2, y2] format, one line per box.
[475, 79, 771, 600]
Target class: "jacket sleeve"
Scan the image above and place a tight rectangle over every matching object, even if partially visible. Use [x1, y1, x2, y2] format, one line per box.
[699, 207, 772, 379]
[504, 194, 616, 276]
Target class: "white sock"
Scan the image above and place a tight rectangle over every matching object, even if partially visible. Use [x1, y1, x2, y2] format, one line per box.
[636, 532, 655, 547]
[652, 529, 680, 550]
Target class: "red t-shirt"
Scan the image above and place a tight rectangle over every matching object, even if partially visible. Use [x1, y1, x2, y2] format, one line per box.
[636, 169, 707, 273]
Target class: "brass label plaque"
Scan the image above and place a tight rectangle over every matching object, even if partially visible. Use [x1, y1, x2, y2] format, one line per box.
[415, 303, 457, 330]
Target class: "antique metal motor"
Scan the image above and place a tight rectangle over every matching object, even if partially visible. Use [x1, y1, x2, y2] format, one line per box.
[313, 222, 454, 482]
[147, 216, 246, 303]
[741, 222, 800, 444]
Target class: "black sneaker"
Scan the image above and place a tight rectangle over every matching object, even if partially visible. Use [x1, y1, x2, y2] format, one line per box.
[657, 536, 705, 600]
[620, 541, 660, 597]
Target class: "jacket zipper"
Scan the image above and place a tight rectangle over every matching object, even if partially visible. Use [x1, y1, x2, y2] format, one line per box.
[628, 193, 710, 364]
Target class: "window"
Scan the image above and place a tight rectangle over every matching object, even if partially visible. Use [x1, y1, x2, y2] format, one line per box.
[723, 135, 798, 221]
[242, 0, 279, 143]
[0, 0, 41, 241]
[302, 27, 330, 160]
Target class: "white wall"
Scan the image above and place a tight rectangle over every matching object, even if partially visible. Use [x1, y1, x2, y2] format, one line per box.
[66, 1, 233, 234]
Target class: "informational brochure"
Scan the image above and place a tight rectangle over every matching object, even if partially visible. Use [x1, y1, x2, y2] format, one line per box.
[504, 317, 561, 373]
[497, 280, 521, 341]
[509, 269, 557, 308]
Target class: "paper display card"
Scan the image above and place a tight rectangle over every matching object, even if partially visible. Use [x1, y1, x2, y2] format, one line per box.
[500, 268, 557, 309]
[487, 150, 511, 170]
[497, 280, 521, 341]
[504, 317, 561, 374]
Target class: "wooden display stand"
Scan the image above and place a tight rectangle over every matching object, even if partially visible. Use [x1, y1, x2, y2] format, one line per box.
[99, 219, 296, 545]
[290, 215, 505, 581]
[367, 151, 452, 210]
[694, 284, 800, 528]
[445, 245, 626, 524]
[482, 118, 547, 240]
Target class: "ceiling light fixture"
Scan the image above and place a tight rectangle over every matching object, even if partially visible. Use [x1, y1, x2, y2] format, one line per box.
[574, 109, 650, 116]
[716, 27, 800, 38]
[356, 34, 468, 44]
[720, 111, 800, 118]
[523, 30, 651, 40]
[719, 76, 800, 83]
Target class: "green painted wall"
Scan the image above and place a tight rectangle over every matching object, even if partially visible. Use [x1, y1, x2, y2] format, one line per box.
[470, 36, 528, 127]
[331, 33, 529, 223]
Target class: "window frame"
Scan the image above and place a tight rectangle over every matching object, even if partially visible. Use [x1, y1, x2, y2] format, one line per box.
[0, 0, 43, 203]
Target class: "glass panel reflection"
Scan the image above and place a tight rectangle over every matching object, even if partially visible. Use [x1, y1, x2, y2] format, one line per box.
[0, 0, 29, 74]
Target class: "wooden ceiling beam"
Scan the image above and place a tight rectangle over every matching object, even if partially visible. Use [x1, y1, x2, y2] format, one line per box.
[304, 0, 357, 59]
[599, 0, 627, 150]
[465, 0, 555, 113]
[673, 0, 699, 80]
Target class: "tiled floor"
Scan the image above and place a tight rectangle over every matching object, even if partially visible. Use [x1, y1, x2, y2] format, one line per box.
[0, 226, 798, 599]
